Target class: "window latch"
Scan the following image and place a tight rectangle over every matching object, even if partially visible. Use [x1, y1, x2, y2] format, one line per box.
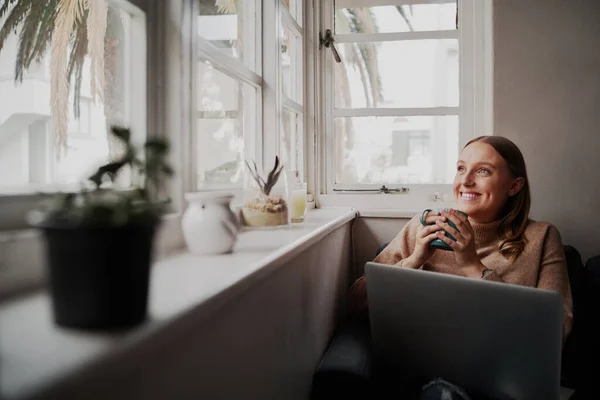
[319, 29, 341, 63]
[378, 185, 409, 194]
[333, 185, 410, 194]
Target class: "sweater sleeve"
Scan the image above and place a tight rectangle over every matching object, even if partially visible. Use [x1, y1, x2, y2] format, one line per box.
[536, 225, 574, 342]
[347, 215, 420, 316]
[372, 215, 420, 265]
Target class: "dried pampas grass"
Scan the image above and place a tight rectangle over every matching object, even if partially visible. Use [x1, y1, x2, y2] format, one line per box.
[215, 0, 236, 14]
[87, 0, 107, 103]
[50, 0, 107, 153]
[51, 0, 85, 153]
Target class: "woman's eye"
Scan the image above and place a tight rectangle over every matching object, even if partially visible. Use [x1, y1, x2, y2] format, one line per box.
[478, 168, 491, 175]
[457, 166, 465, 172]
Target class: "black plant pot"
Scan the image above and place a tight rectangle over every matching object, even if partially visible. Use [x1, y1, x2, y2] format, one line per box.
[40, 222, 158, 330]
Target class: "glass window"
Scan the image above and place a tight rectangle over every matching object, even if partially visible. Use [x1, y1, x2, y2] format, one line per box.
[196, 60, 256, 187]
[0, 4, 140, 190]
[334, 116, 458, 184]
[198, 0, 258, 72]
[335, 40, 459, 108]
[281, 24, 304, 105]
[278, 0, 304, 181]
[282, 0, 303, 26]
[328, 1, 463, 188]
[335, 3, 457, 34]
[280, 108, 303, 174]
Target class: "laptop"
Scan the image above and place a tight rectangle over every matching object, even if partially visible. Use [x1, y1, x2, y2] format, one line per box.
[364, 261, 564, 400]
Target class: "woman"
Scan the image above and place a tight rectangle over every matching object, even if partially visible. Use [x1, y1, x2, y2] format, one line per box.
[349, 135, 573, 341]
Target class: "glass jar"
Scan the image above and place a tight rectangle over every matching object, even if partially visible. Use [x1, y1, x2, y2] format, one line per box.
[288, 171, 307, 223]
[241, 160, 291, 229]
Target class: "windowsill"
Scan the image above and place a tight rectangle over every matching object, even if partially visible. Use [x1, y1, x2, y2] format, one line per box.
[355, 209, 422, 218]
[317, 190, 457, 214]
[0, 207, 357, 400]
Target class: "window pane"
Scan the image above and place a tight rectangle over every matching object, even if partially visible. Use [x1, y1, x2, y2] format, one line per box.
[282, 0, 302, 26]
[334, 115, 458, 184]
[335, 3, 456, 34]
[67, 98, 91, 136]
[197, 60, 255, 187]
[281, 24, 303, 104]
[280, 108, 303, 174]
[198, 0, 258, 71]
[0, 5, 139, 190]
[335, 39, 458, 108]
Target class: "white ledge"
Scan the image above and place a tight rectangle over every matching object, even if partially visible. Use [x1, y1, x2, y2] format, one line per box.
[0, 208, 357, 400]
[356, 209, 421, 218]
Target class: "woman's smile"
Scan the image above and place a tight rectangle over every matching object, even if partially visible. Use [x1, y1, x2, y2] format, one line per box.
[459, 192, 481, 201]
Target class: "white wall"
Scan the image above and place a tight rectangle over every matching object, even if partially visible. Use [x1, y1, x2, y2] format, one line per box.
[353, 217, 411, 279]
[494, 0, 600, 261]
[0, 129, 28, 186]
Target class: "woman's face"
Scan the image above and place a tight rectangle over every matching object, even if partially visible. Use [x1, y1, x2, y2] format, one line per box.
[453, 141, 523, 223]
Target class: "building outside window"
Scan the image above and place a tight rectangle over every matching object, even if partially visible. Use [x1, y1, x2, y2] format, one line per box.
[0, 2, 144, 191]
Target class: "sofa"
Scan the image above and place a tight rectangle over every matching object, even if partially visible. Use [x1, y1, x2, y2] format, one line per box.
[310, 245, 600, 399]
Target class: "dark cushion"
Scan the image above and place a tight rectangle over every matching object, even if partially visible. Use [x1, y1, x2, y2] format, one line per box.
[576, 255, 600, 396]
[561, 245, 584, 389]
[310, 319, 372, 399]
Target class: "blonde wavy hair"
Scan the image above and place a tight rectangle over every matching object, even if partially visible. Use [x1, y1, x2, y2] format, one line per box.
[464, 136, 531, 262]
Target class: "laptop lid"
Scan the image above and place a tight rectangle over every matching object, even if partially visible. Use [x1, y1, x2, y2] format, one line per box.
[364, 261, 563, 400]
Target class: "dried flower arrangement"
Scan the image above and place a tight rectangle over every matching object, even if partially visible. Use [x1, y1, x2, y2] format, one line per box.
[242, 156, 289, 228]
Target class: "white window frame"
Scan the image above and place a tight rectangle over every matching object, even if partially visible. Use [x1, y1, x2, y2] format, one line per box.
[263, 0, 307, 180]
[193, 0, 263, 200]
[304, 0, 317, 203]
[192, 0, 309, 201]
[315, 0, 493, 211]
[279, 1, 306, 180]
[0, 0, 148, 230]
[0, 0, 313, 226]
[162, 0, 313, 212]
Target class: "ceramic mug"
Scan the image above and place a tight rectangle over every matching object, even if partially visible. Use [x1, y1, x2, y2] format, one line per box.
[419, 208, 468, 251]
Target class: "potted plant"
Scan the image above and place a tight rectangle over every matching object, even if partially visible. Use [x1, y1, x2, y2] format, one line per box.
[241, 156, 289, 228]
[28, 126, 173, 330]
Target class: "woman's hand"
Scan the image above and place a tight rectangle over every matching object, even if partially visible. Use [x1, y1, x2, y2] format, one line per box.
[403, 211, 445, 268]
[434, 209, 485, 276]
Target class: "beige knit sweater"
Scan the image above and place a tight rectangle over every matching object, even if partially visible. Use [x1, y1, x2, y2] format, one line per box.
[349, 215, 574, 340]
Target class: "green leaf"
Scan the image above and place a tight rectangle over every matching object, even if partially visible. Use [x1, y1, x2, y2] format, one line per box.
[145, 138, 169, 154]
[395, 6, 414, 32]
[0, 0, 19, 21]
[0, 0, 33, 54]
[14, 0, 44, 81]
[111, 126, 131, 144]
[161, 165, 174, 176]
[88, 161, 127, 187]
[26, 0, 59, 66]
[32, 124, 174, 227]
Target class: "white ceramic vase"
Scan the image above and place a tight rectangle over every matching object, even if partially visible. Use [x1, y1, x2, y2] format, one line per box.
[182, 192, 240, 255]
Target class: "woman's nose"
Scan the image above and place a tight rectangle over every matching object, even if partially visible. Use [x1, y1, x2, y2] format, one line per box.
[461, 171, 475, 186]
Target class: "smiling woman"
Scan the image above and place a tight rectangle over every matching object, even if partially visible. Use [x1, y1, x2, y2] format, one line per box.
[349, 135, 574, 346]
[455, 137, 528, 225]
[455, 136, 531, 262]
